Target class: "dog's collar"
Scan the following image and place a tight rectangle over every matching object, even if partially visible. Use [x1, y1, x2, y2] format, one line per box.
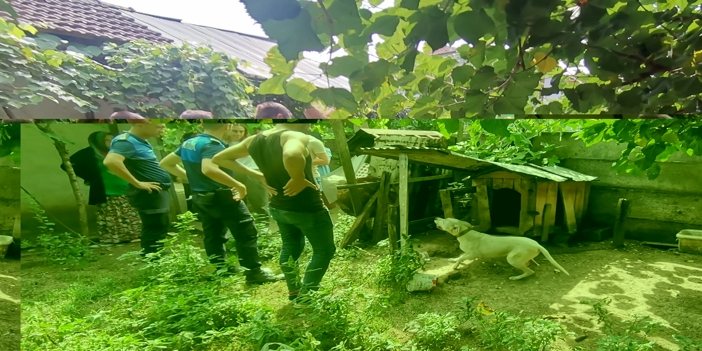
[457, 228, 471, 236]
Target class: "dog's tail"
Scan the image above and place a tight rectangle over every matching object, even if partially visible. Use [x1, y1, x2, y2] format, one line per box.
[536, 245, 570, 276]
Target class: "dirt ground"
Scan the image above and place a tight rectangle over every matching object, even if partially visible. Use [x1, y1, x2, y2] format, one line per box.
[407, 230, 702, 350]
[0, 259, 20, 351]
[20, 229, 702, 351]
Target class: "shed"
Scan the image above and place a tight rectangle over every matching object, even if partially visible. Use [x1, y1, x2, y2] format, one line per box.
[356, 146, 597, 242]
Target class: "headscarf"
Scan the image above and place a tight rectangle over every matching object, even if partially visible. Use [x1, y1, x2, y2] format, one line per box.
[88, 131, 112, 160]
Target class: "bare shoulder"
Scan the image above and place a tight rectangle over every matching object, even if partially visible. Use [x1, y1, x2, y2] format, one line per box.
[281, 130, 309, 143]
[240, 134, 257, 148]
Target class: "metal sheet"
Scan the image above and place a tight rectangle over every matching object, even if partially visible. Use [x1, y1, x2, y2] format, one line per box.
[529, 164, 598, 182]
[123, 12, 350, 89]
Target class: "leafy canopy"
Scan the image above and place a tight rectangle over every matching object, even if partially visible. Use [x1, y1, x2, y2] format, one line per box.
[0, 17, 254, 118]
[243, 0, 702, 118]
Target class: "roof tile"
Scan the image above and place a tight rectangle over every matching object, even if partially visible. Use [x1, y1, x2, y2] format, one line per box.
[1, 0, 170, 43]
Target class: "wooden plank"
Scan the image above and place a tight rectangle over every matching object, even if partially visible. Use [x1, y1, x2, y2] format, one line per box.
[339, 188, 380, 248]
[475, 171, 534, 179]
[372, 172, 391, 243]
[612, 198, 630, 248]
[399, 153, 409, 247]
[330, 119, 363, 215]
[503, 178, 514, 190]
[335, 174, 453, 190]
[526, 179, 537, 235]
[574, 182, 586, 225]
[517, 179, 535, 235]
[541, 203, 553, 242]
[388, 204, 399, 253]
[439, 189, 454, 219]
[545, 182, 558, 234]
[534, 181, 549, 239]
[559, 182, 578, 234]
[493, 178, 504, 189]
[473, 179, 491, 231]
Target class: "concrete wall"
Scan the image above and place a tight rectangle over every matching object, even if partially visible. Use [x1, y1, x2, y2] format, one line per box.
[0, 165, 20, 238]
[20, 124, 113, 241]
[533, 132, 702, 243]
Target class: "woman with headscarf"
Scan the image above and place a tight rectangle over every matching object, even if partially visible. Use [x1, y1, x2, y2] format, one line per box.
[61, 131, 141, 244]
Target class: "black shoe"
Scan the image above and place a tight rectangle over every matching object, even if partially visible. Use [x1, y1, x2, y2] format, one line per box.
[245, 268, 284, 285]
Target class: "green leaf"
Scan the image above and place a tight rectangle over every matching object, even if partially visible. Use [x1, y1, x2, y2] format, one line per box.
[327, 0, 364, 33]
[366, 15, 400, 36]
[435, 119, 460, 138]
[258, 74, 290, 95]
[616, 88, 643, 108]
[645, 162, 661, 180]
[264, 46, 296, 75]
[451, 65, 475, 85]
[324, 56, 366, 78]
[453, 9, 495, 45]
[470, 66, 497, 91]
[259, 10, 325, 61]
[310, 87, 359, 112]
[479, 120, 513, 137]
[463, 90, 488, 115]
[284, 78, 316, 103]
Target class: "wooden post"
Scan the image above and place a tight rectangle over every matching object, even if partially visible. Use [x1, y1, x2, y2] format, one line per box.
[612, 198, 630, 248]
[541, 203, 553, 242]
[330, 119, 363, 215]
[399, 153, 409, 247]
[388, 203, 399, 253]
[559, 182, 578, 234]
[439, 189, 454, 218]
[456, 120, 465, 142]
[372, 172, 391, 243]
[339, 188, 380, 248]
[473, 179, 491, 231]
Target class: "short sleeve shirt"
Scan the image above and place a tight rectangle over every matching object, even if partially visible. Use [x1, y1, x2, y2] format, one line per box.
[109, 132, 172, 188]
[175, 134, 232, 192]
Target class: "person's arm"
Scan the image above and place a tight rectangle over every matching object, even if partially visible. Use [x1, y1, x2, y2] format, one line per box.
[303, 106, 330, 119]
[201, 159, 247, 190]
[211, 136, 264, 179]
[282, 132, 310, 180]
[103, 152, 142, 187]
[159, 152, 188, 181]
[308, 139, 330, 166]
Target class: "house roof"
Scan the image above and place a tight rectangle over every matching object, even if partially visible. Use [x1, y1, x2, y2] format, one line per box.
[119, 11, 350, 89]
[5, 0, 169, 43]
[347, 128, 447, 152]
[2, 0, 349, 89]
[431, 46, 457, 56]
[356, 146, 597, 182]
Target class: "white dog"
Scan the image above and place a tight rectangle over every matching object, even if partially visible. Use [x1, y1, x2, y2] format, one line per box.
[434, 218, 570, 280]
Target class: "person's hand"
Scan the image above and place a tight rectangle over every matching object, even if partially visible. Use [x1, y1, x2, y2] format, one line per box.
[232, 184, 247, 201]
[136, 181, 161, 193]
[283, 177, 317, 196]
[255, 174, 278, 196]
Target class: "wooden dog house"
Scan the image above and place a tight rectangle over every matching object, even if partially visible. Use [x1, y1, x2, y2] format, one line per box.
[467, 163, 597, 239]
[353, 146, 597, 243]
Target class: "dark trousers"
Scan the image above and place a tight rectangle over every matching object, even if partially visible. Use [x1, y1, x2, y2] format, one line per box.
[192, 190, 262, 271]
[126, 187, 171, 255]
[269, 207, 336, 294]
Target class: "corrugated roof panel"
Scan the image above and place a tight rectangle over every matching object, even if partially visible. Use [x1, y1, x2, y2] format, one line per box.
[529, 164, 598, 182]
[123, 12, 350, 89]
[356, 146, 590, 182]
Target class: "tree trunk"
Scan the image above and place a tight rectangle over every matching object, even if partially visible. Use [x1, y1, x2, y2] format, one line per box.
[34, 122, 90, 238]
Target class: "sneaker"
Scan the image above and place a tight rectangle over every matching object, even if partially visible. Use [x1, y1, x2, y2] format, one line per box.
[245, 268, 284, 285]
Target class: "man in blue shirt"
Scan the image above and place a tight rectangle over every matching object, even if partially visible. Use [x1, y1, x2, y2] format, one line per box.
[103, 121, 171, 256]
[159, 119, 283, 284]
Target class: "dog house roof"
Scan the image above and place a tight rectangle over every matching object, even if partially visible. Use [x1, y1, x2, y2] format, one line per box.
[356, 146, 597, 182]
[347, 129, 448, 152]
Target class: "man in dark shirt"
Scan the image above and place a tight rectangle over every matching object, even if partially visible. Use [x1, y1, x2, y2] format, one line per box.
[159, 119, 283, 284]
[103, 121, 171, 256]
[213, 102, 336, 302]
